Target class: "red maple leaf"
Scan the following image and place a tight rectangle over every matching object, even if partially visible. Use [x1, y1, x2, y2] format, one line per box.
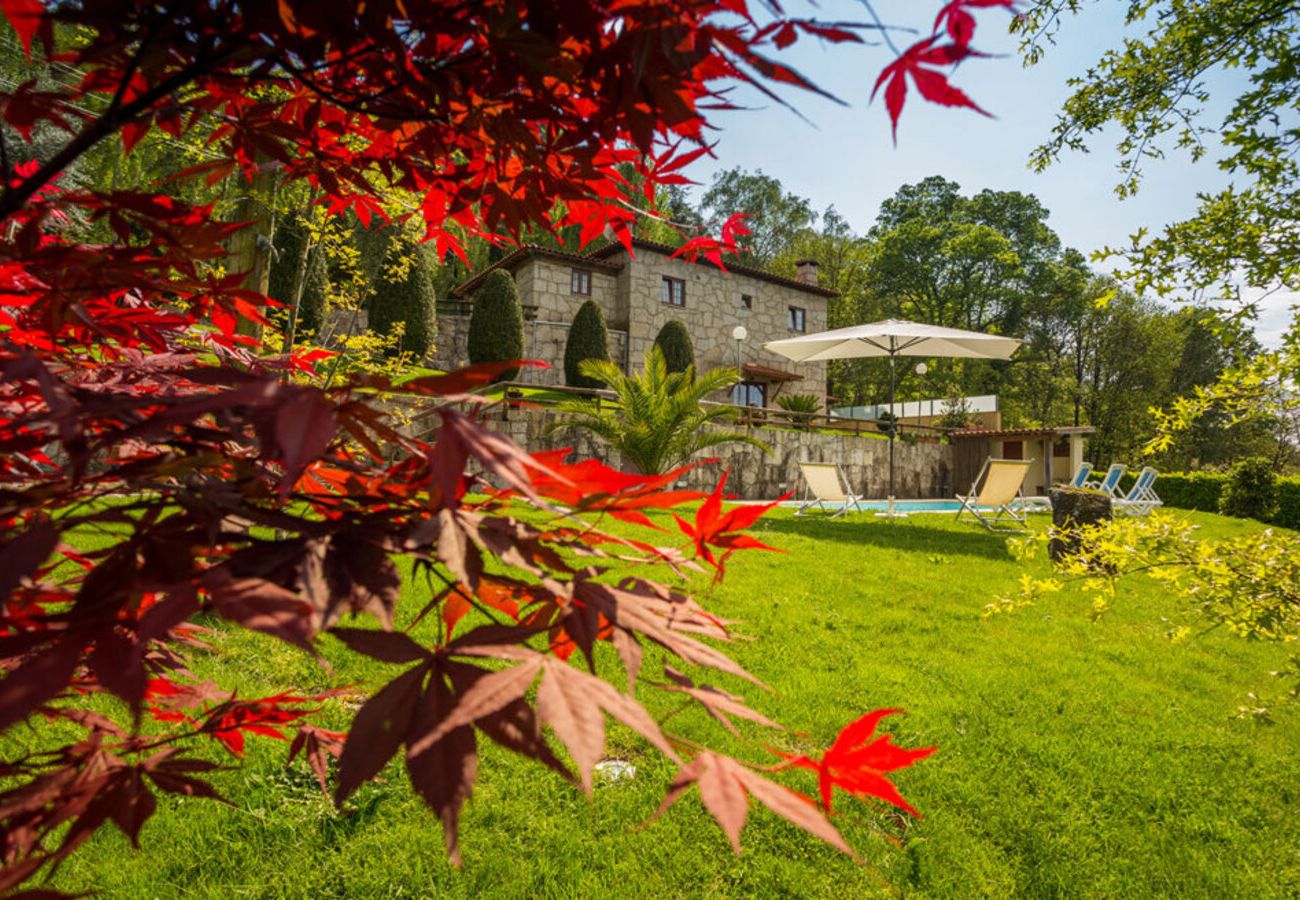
[933, 0, 1016, 47]
[778, 709, 936, 816]
[674, 471, 787, 579]
[871, 36, 992, 142]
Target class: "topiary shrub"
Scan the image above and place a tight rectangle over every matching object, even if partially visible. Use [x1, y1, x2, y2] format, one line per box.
[468, 269, 525, 380]
[564, 299, 610, 389]
[268, 219, 330, 338]
[653, 319, 694, 375]
[1219, 458, 1279, 521]
[367, 236, 437, 359]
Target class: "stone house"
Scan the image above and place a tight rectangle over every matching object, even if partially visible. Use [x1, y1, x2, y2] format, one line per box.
[436, 239, 837, 407]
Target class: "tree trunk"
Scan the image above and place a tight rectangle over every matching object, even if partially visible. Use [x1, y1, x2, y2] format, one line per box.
[226, 159, 278, 341]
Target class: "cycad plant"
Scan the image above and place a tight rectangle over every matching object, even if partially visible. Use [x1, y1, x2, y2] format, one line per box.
[551, 347, 768, 475]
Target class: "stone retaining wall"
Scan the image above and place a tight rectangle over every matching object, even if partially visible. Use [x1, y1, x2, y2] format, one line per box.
[486, 406, 953, 500]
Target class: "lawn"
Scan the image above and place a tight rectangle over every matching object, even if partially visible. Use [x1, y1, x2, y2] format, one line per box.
[27, 508, 1300, 898]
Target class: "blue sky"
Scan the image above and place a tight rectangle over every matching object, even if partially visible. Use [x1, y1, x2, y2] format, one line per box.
[681, 0, 1295, 346]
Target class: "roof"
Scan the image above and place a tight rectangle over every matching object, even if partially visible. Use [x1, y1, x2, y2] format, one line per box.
[948, 425, 1096, 439]
[741, 363, 803, 383]
[450, 244, 621, 297]
[587, 238, 840, 298]
[451, 237, 840, 300]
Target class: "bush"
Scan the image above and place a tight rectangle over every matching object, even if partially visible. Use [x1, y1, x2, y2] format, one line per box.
[1220, 458, 1279, 521]
[1276, 479, 1300, 530]
[653, 319, 694, 375]
[468, 269, 525, 380]
[776, 393, 819, 414]
[1117, 470, 1226, 512]
[564, 300, 610, 388]
[367, 235, 437, 359]
[268, 219, 330, 338]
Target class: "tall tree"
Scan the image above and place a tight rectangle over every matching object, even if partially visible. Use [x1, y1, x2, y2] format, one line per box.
[700, 168, 815, 266]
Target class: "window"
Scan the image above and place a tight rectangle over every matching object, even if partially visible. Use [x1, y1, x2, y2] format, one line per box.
[730, 381, 766, 408]
[661, 276, 686, 307]
[741, 294, 753, 310]
[787, 306, 806, 332]
[570, 268, 591, 295]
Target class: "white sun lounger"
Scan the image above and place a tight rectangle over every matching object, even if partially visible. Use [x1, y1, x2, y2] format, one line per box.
[1114, 466, 1162, 516]
[795, 462, 863, 518]
[956, 457, 1034, 531]
[1085, 462, 1127, 497]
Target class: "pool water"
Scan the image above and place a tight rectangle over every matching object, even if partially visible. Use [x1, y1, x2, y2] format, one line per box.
[779, 499, 965, 513]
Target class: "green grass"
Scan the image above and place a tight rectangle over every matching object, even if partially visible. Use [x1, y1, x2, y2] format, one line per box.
[23, 509, 1300, 897]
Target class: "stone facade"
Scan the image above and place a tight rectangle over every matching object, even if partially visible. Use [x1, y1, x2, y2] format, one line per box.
[436, 241, 835, 402]
[595, 244, 829, 401]
[488, 406, 952, 500]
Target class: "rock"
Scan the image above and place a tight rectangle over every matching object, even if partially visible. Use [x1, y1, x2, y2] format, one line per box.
[1048, 487, 1112, 562]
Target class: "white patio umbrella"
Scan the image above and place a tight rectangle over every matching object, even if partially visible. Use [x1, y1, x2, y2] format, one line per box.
[766, 319, 1021, 516]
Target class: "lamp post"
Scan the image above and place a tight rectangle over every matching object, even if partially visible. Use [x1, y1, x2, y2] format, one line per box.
[731, 324, 748, 372]
[914, 361, 928, 430]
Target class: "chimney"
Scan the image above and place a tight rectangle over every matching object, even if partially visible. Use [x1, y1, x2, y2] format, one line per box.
[794, 258, 820, 286]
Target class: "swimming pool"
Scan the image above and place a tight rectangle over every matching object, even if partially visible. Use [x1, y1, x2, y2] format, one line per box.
[778, 499, 965, 513]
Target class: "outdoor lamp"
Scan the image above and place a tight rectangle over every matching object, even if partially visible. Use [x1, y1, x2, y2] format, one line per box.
[914, 362, 928, 375]
[731, 325, 748, 370]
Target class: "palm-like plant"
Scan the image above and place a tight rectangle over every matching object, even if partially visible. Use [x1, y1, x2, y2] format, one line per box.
[551, 347, 769, 475]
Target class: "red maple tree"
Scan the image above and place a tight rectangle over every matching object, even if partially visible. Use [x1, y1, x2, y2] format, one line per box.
[0, 0, 1002, 892]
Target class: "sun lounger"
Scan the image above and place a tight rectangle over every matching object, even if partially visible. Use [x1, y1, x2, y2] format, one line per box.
[1114, 466, 1162, 516]
[795, 462, 863, 518]
[1067, 461, 1093, 489]
[956, 457, 1033, 531]
[1085, 462, 1126, 497]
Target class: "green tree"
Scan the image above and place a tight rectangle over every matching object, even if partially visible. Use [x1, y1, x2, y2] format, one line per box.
[564, 300, 611, 389]
[700, 167, 815, 266]
[268, 217, 330, 339]
[1015, 0, 1300, 451]
[467, 269, 525, 379]
[367, 234, 437, 359]
[551, 347, 767, 475]
[833, 179, 1074, 411]
[653, 319, 695, 375]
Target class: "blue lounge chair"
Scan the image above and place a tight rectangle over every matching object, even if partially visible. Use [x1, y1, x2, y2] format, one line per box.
[1067, 461, 1093, 488]
[1115, 467, 1162, 516]
[1086, 462, 1126, 497]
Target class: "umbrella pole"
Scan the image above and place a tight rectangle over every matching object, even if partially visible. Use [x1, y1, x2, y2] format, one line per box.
[888, 351, 895, 515]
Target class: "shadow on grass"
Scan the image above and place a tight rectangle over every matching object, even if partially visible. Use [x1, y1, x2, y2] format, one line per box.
[755, 513, 1020, 561]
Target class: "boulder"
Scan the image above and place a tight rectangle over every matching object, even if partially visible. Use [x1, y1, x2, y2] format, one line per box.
[1048, 487, 1112, 563]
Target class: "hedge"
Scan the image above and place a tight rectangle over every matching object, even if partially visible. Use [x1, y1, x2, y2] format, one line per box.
[1116, 469, 1300, 530]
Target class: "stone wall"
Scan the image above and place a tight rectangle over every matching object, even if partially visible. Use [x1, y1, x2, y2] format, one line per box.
[490, 406, 953, 500]
[600, 247, 830, 401]
[428, 310, 629, 386]
[516, 257, 621, 325]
